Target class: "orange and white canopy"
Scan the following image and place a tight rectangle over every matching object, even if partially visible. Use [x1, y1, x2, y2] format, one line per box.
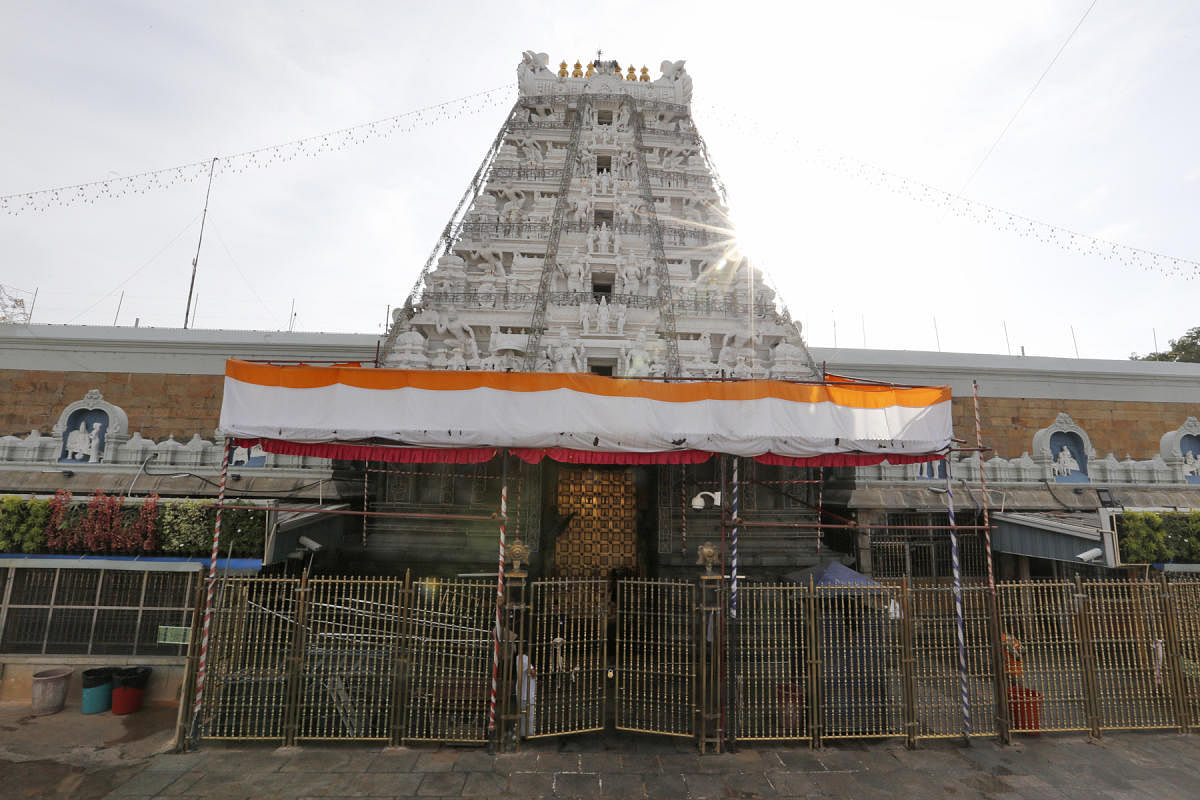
[219, 360, 952, 464]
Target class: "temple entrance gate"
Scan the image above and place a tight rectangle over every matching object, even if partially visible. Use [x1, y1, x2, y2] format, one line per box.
[549, 467, 639, 578]
[498, 572, 715, 749]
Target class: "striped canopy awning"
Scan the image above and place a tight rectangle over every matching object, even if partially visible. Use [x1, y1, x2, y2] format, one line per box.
[218, 360, 953, 465]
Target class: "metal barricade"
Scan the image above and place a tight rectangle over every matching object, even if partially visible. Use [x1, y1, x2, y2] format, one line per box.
[198, 577, 299, 740]
[736, 583, 811, 741]
[815, 585, 905, 740]
[1086, 580, 1178, 731]
[908, 582, 997, 738]
[616, 578, 696, 737]
[402, 578, 493, 743]
[996, 581, 1088, 734]
[524, 578, 609, 738]
[295, 577, 405, 741]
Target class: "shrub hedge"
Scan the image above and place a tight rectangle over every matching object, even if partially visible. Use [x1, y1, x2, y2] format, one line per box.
[0, 491, 265, 558]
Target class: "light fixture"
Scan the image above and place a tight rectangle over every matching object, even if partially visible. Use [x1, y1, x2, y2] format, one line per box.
[61, 469, 74, 478]
[1076, 547, 1103, 563]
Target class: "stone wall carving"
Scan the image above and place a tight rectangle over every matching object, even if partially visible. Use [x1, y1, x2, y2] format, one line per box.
[52, 389, 129, 464]
[1160, 417, 1200, 484]
[857, 413, 1199, 487]
[0, 388, 325, 472]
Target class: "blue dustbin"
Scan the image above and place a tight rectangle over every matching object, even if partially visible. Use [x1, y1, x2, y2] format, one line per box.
[81, 667, 116, 714]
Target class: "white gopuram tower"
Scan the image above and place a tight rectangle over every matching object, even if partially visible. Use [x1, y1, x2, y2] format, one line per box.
[382, 51, 816, 381]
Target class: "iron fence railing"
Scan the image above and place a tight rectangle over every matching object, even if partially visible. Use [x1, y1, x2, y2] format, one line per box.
[0, 563, 197, 657]
[183, 572, 1200, 750]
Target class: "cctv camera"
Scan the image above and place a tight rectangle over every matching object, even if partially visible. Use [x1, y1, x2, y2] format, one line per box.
[690, 491, 721, 510]
[1076, 547, 1103, 563]
[298, 535, 324, 552]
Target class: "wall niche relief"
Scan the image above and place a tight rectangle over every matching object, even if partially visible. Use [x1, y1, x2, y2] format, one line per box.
[1159, 417, 1200, 484]
[1033, 413, 1094, 484]
[53, 389, 129, 465]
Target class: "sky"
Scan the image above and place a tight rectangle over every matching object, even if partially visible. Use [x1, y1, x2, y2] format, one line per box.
[1, 1, 1197, 360]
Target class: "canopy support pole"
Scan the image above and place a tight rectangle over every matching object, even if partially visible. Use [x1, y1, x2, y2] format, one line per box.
[944, 456, 971, 743]
[728, 456, 741, 750]
[972, 380, 996, 591]
[188, 437, 232, 748]
[488, 449, 509, 746]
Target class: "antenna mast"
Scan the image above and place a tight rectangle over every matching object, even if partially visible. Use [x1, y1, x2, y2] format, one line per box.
[184, 158, 218, 329]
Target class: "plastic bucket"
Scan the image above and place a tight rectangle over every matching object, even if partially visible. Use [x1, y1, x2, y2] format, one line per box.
[112, 667, 152, 715]
[31, 668, 74, 716]
[81, 667, 117, 714]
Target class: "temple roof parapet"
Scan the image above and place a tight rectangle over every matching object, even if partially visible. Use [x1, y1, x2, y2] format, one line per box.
[518, 51, 693, 107]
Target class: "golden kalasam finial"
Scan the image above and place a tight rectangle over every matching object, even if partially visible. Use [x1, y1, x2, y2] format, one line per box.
[613, 61, 621, 75]
[572, 60, 583, 78]
[559, 60, 569, 78]
[585, 62, 595, 78]
[626, 65, 637, 81]
[639, 65, 650, 82]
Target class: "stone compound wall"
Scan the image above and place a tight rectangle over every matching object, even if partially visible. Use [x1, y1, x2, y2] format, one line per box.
[954, 397, 1196, 461]
[0, 370, 223, 441]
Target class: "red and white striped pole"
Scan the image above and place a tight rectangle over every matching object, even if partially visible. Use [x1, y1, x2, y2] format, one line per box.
[487, 452, 508, 734]
[190, 437, 233, 738]
[972, 380, 996, 592]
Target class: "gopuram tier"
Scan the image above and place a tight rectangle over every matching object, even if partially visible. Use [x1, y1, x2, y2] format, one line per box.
[382, 51, 817, 380]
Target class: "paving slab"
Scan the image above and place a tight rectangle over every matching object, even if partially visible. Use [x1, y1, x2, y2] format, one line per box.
[9, 703, 1200, 800]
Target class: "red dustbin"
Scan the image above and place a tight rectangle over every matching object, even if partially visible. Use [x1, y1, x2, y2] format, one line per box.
[1007, 685, 1042, 733]
[112, 667, 152, 715]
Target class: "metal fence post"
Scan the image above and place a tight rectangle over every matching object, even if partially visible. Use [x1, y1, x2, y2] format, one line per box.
[987, 585, 1012, 745]
[497, 567, 527, 753]
[391, 570, 413, 747]
[1158, 575, 1189, 733]
[699, 570, 723, 753]
[900, 579, 917, 749]
[1073, 575, 1101, 739]
[282, 573, 311, 747]
[177, 576, 208, 751]
[807, 576, 822, 750]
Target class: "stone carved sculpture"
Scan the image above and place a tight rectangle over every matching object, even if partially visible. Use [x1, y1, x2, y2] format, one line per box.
[66, 421, 103, 462]
[620, 330, 655, 377]
[597, 223, 611, 254]
[470, 236, 506, 277]
[614, 302, 627, 335]
[434, 311, 476, 353]
[614, 104, 630, 131]
[579, 298, 594, 335]
[517, 51, 552, 95]
[596, 296, 611, 333]
[495, 183, 526, 224]
[571, 195, 592, 226]
[549, 327, 585, 373]
[1184, 452, 1199, 477]
[1051, 445, 1081, 477]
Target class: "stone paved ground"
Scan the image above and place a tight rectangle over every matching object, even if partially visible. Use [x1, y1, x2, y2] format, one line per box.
[80, 731, 1200, 799]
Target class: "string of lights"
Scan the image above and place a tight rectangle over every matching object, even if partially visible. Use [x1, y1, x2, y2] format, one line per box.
[699, 106, 1199, 281]
[1, 84, 514, 215]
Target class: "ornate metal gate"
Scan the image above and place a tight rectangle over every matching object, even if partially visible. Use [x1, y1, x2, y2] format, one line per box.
[615, 578, 697, 737]
[523, 578, 609, 737]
